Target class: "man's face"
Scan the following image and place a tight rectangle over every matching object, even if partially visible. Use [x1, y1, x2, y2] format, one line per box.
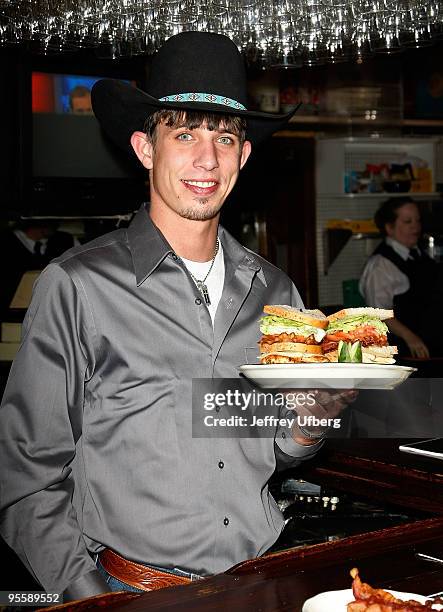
[145, 120, 251, 221]
[71, 95, 93, 114]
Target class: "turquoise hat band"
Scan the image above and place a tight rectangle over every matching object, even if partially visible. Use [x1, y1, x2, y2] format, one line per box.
[159, 92, 247, 111]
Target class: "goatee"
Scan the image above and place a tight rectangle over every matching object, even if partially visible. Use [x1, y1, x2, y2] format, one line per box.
[179, 200, 222, 221]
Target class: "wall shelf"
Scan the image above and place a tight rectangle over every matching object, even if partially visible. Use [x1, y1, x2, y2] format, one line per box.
[286, 116, 443, 128]
[316, 137, 439, 305]
[324, 192, 441, 199]
[324, 229, 381, 273]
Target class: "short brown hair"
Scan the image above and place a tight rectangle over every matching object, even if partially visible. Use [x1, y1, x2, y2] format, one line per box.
[374, 197, 418, 236]
[144, 109, 247, 148]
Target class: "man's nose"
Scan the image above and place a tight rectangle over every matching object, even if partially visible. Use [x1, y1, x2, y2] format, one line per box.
[193, 139, 219, 171]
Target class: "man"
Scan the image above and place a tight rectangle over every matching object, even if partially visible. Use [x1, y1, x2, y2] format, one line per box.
[0, 219, 78, 316]
[69, 85, 93, 114]
[0, 32, 352, 602]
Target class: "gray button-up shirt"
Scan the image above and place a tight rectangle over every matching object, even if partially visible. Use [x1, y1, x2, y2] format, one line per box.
[0, 205, 318, 593]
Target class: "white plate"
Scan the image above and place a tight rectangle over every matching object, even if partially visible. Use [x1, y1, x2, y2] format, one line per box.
[238, 363, 416, 390]
[302, 588, 442, 611]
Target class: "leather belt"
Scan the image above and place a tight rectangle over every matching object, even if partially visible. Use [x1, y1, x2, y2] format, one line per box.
[98, 548, 192, 591]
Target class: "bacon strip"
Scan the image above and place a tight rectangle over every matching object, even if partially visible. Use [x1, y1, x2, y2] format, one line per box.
[260, 333, 320, 353]
[347, 568, 442, 611]
[322, 327, 388, 353]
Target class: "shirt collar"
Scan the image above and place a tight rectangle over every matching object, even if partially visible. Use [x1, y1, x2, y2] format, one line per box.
[385, 236, 411, 261]
[127, 203, 263, 286]
[217, 226, 262, 276]
[127, 204, 172, 285]
[14, 229, 48, 254]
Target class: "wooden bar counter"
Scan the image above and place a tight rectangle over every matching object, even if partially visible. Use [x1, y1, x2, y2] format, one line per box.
[57, 440, 443, 611]
[295, 439, 443, 515]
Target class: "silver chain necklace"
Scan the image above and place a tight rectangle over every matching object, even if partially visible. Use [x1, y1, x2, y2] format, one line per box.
[187, 238, 219, 306]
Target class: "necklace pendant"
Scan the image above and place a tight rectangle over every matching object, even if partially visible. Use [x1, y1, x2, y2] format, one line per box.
[198, 281, 211, 305]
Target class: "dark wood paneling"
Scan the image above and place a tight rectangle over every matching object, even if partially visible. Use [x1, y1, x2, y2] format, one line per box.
[224, 136, 318, 307]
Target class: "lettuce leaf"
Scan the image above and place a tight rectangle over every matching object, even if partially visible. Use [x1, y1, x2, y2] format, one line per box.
[328, 315, 388, 334]
[260, 315, 326, 342]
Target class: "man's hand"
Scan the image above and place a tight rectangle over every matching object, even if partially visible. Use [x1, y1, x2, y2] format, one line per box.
[292, 389, 358, 445]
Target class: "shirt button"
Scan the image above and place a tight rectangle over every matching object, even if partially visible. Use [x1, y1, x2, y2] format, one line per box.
[215, 406, 221, 412]
[281, 432, 286, 439]
[171, 253, 178, 260]
[218, 461, 224, 469]
[223, 517, 229, 526]
[195, 298, 202, 305]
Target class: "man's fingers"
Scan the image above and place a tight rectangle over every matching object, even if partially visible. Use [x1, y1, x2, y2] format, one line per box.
[296, 393, 356, 420]
[341, 389, 359, 402]
[312, 389, 358, 404]
[296, 404, 329, 420]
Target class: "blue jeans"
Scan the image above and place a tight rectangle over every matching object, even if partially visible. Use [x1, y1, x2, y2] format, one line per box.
[96, 556, 203, 593]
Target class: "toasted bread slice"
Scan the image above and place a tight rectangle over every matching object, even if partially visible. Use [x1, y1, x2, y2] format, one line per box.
[327, 307, 394, 323]
[325, 345, 397, 363]
[261, 354, 305, 364]
[263, 305, 328, 329]
[362, 345, 397, 364]
[260, 342, 323, 355]
[364, 345, 398, 356]
[260, 353, 330, 364]
[362, 355, 396, 364]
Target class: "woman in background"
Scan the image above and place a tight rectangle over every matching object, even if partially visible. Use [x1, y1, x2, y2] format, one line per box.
[360, 197, 442, 359]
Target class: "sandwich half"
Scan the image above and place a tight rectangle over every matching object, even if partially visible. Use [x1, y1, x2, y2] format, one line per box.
[322, 307, 397, 364]
[259, 305, 330, 363]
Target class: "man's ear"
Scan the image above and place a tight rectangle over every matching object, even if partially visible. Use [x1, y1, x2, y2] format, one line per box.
[385, 222, 394, 237]
[130, 131, 153, 169]
[240, 140, 252, 170]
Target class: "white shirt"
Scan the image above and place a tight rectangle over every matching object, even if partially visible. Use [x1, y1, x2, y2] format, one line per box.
[359, 237, 420, 309]
[181, 240, 225, 323]
[14, 229, 48, 255]
[14, 229, 80, 255]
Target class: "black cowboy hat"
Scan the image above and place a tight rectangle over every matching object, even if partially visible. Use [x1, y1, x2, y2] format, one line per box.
[91, 31, 300, 151]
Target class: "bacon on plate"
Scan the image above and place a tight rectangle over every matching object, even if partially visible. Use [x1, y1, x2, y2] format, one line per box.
[347, 568, 442, 611]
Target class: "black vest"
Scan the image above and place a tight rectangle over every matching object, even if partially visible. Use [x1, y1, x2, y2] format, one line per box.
[373, 241, 443, 357]
[0, 230, 75, 317]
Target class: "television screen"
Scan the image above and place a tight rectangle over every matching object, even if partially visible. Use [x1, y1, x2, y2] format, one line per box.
[28, 72, 146, 215]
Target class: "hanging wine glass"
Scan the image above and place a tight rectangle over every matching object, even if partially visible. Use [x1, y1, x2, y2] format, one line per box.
[0, 0, 443, 59]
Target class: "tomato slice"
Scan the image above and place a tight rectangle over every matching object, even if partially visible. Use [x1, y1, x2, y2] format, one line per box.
[324, 332, 352, 342]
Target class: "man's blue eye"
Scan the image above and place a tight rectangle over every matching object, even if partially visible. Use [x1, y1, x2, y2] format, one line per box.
[177, 133, 192, 141]
[218, 136, 233, 144]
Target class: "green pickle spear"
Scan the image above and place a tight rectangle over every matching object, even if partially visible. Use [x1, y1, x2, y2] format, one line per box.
[338, 340, 350, 362]
[338, 340, 362, 363]
[349, 340, 362, 363]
